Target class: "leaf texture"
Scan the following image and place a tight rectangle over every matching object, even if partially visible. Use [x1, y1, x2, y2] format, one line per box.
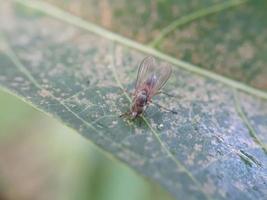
[0, 1, 267, 200]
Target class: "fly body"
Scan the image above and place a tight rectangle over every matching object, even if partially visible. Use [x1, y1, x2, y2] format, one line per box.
[131, 90, 148, 118]
[121, 56, 173, 119]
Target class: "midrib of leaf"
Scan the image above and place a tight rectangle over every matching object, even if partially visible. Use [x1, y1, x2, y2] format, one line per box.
[14, 0, 267, 101]
[233, 89, 267, 153]
[109, 45, 211, 200]
[148, 0, 249, 48]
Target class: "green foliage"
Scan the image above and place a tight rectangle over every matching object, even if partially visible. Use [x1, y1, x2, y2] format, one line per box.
[44, 0, 267, 91]
[0, 1, 266, 200]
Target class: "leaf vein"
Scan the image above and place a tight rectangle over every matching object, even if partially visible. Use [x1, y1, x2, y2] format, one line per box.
[14, 0, 267, 100]
[149, 0, 249, 48]
[233, 89, 267, 154]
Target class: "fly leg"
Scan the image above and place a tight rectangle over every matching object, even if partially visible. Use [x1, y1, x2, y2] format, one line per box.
[157, 91, 175, 98]
[119, 111, 130, 118]
[150, 101, 178, 114]
[118, 88, 133, 118]
[156, 91, 184, 99]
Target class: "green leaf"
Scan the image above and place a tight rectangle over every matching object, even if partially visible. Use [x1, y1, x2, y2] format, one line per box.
[44, 0, 267, 91]
[0, 1, 267, 200]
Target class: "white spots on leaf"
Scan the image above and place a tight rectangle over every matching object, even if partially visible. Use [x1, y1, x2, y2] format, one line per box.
[14, 76, 24, 82]
[185, 151, 196, 166]
[192, 115, 201, 123]
[38, 89, 51, 98]
[42, 84, 50, 89]
[42, 79, 49, 84]
[157, 123, 164, 130]
[112, 120, 118, 125]
[16, 34, 31, 46]
[57, 27, 77, 43]
[211, 138, 220, 146]
[234, 181, 246, 192]
[165, 129, 177, 139]
[238, 42, 255, 60]
[108, 120, 119, 128]
[75, 96, 88, 105]
[48, 63, 65, 77]
[134, 127, 144, 136]
[18, 51, 43, 67]
[202, 178, 216, 196]
[194, 144, 202, 152]
[150, 120, 158, 130]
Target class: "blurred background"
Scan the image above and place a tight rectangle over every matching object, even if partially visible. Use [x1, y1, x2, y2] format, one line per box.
[0, 90, 173, 200]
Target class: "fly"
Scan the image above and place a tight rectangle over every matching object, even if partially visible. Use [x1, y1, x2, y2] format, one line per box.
[120, 56, 176, 119]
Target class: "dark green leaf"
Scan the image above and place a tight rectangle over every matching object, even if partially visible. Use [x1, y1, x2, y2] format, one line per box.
[0, 1, 267, 200]
[44, 0, 267, 91]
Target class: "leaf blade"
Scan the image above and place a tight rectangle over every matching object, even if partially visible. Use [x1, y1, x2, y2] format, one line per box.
[0, 1, 267, 200]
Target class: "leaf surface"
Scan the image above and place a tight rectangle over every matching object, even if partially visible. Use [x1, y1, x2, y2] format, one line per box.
[44, 0, 267, 91]
[0, 1, 267, 200]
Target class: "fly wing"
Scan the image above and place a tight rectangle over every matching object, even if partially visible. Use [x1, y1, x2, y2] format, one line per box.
[135, 56, 155, 89]
[150, 62, 172, 96]
[135, 56, 172, 96]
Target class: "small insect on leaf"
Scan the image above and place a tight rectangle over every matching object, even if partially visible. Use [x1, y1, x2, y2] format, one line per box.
[120, 56, 174, 119]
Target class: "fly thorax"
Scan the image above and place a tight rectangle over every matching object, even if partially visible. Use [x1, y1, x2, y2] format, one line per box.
[131, 90, 148, 115]
[136, 91, 147, 106]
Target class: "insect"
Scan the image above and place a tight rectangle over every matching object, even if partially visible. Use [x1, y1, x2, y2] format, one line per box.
[120, 56, 176, 119]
